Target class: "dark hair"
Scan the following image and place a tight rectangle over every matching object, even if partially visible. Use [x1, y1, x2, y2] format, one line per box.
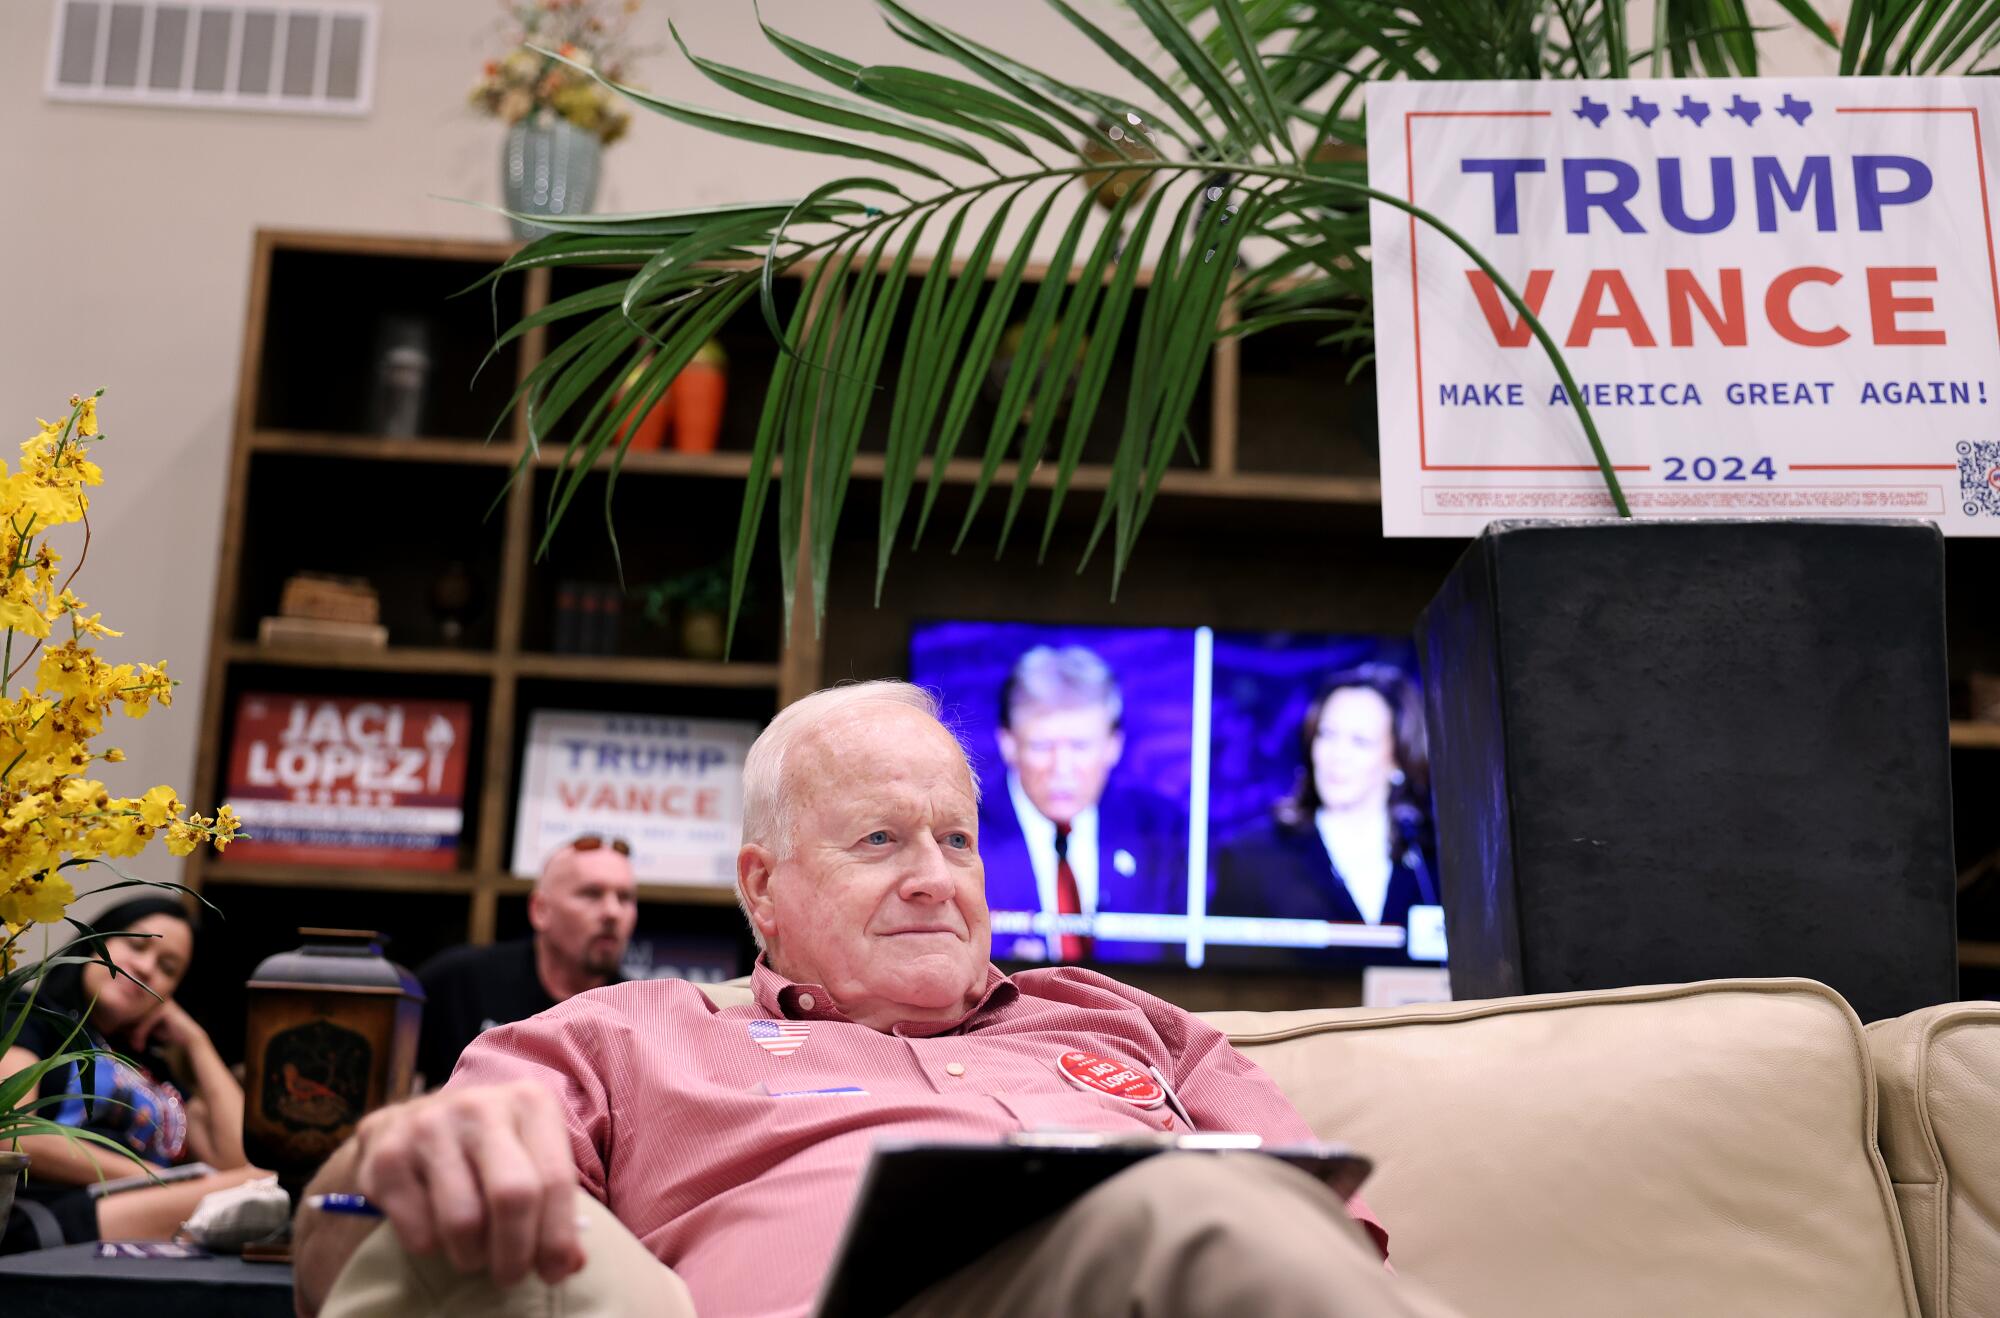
[34, 895, 197, 1021]
[1274, 665, 1430, 833]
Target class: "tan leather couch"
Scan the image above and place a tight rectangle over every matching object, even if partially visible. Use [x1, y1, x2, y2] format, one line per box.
[702, 975, 1992, 1316]
[1205, 978, 1996, 1318]
[1867, 1001, 2000, 1317]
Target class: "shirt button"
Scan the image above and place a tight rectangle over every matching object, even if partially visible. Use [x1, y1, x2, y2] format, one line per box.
[797, 993, 816, 1012]
[945, 1062, 966, 1077]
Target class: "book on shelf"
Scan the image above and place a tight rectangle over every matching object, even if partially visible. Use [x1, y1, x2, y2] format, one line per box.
[553, 581, 624, 656]
[279, 572, 380, 625]
[258, 616, 389, 651]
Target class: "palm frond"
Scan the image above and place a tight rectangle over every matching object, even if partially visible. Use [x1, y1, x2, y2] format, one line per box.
[497, 0, 1807, 646]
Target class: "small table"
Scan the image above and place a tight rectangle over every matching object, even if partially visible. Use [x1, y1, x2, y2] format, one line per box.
[0, 1243, 293, 1317]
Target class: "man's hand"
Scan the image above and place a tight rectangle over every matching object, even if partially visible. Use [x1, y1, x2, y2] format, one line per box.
[352, 1080, 585, 1287]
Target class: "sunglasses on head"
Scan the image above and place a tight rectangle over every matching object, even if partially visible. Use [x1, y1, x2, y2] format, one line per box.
[570, 834, 632, 857]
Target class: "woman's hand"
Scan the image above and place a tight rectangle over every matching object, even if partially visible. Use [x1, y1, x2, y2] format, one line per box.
[128, 997, 212, 1056]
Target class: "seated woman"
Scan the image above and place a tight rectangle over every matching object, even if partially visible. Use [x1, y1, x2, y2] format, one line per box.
[1211, 667, 1438, 947]
[2, 896, 267, 1253]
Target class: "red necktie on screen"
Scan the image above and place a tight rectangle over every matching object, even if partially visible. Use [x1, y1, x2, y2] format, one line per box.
[1053, 823, 1092, 963]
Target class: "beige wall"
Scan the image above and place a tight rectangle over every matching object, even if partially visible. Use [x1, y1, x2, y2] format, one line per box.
[0, 0, 1154, 906]
[0, 0, 1839, 909]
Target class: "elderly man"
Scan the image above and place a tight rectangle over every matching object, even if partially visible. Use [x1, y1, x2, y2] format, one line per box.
[297, 683, 1456, 1318]
[413, 834, 638, 1087]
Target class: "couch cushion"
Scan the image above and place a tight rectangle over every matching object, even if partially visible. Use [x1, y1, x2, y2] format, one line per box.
[1205, 978, 1917, 1318]
[1868, 1002, 2000, 1317]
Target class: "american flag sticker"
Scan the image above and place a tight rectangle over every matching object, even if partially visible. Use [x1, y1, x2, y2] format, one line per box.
[748, 1019, 812, 1057]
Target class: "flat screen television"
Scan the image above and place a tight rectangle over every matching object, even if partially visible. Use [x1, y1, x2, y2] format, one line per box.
[908, 620, 1445, 972]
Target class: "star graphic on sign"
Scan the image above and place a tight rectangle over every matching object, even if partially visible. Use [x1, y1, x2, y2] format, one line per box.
[1725, 94, 1762, 125]
[1624, 95, 1660, 126]
[1777, 93, 1813, 125]
[1573, 95, 1609, 127]
[1675, 95, 1711, 125]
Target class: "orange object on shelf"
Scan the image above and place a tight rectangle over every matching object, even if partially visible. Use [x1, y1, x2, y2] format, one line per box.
[672, 360, 727, 454]
[612, 366, 671, 452]
[612, 340, 727, 453]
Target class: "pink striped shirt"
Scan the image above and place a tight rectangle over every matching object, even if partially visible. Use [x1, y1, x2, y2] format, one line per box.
[451, 960, 1388, 1317]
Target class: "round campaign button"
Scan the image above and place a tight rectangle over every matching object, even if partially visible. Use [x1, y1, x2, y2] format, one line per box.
[1055, 1050, 1165, 1108]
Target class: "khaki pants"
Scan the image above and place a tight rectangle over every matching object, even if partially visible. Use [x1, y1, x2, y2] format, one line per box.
[318, 1153, 1461, 1318]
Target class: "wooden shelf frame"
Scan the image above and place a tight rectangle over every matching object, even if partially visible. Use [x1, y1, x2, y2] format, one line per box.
[191, 230, 806, 950]
[1949, 721, 2000, 750]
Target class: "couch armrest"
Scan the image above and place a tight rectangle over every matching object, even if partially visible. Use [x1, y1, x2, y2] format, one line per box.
[1868, 1002, 2000, 1318]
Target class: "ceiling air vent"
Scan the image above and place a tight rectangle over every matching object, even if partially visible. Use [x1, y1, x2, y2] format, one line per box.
[45, 1, 378, 115]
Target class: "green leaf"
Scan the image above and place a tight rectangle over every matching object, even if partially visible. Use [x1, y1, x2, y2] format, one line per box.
[1080, 178, 1204, 571]
[1842, 0, 1879, 72]
[555, 279, 758, 573]
[945, 26, 1196, 155]
[912, 185, 1056, 547]
[728, 257, 825, 653]
[1039, 182, 1170, 559]
[1119, 186, 1266, 587]
[952, 183, 1096, 551]
[1126, 0, 1268, 154]
[1211, 0, 1300, 160]
[622, 210, 805, 339]
[1918, 0, 2000, 71]
[479, 281, 631, 375]
[533, 46, 947, 181]
[874, 0, 1126, 161]
[0, 1116, 151, 1178]
[1221, 306, 1362, 339]
[853, 66, 1067, 159]
[778, 240, 862, 628]
[457, 196, 793, 240]
[1043, 0, 1221, 155]
[996, 182, 1145, 557]
[533, 311, 682, 552]
[811, 212, 930, 627]
[670, 21, 994, 173]
[877, 203, 971, 602]
[758, 6, 865, 87]
[761, 177, 906, 351]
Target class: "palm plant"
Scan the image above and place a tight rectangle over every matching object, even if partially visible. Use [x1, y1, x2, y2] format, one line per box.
[477, 0, 2000, 645]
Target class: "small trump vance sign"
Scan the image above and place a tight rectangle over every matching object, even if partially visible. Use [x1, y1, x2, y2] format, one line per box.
[1366, 76, 2000, 536]
[511, 710, 759, 885]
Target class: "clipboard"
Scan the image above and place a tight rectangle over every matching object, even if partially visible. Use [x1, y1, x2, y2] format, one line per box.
[811, 1133, 1371, 1318]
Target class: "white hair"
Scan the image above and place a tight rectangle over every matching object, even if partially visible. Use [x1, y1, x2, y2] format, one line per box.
[736, 680, 974, 949]
[1003, 644, 1123, 728]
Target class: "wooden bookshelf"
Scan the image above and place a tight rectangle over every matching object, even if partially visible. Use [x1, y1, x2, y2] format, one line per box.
[1950, 720, 2000, 750]
[184, 228, 2000, 1035]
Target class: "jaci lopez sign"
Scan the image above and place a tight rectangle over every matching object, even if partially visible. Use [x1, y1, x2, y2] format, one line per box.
[1367, 77, 2000, 535]
[512, 710, 758, 886]
[222, 693, 472, 870]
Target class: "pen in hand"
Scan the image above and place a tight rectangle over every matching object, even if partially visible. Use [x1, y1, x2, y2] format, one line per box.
[302, 1193, 595, 1230]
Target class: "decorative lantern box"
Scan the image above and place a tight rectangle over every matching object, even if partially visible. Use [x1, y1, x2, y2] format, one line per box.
[242, 928, 424, 1195]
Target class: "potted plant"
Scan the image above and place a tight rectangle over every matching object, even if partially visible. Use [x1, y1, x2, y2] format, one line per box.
[2, 392, 242, 1220]
[470, 0, 648, 238]
[473, 0, 1915, 624]
[641, 563, 736, 662]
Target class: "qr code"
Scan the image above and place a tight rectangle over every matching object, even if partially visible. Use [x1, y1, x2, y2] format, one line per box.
[1960, 441, 2000, 516]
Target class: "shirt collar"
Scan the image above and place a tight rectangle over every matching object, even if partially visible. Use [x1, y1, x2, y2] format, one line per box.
[1005, 773, 1100, 848]
[750, 956, 1019, 1036]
